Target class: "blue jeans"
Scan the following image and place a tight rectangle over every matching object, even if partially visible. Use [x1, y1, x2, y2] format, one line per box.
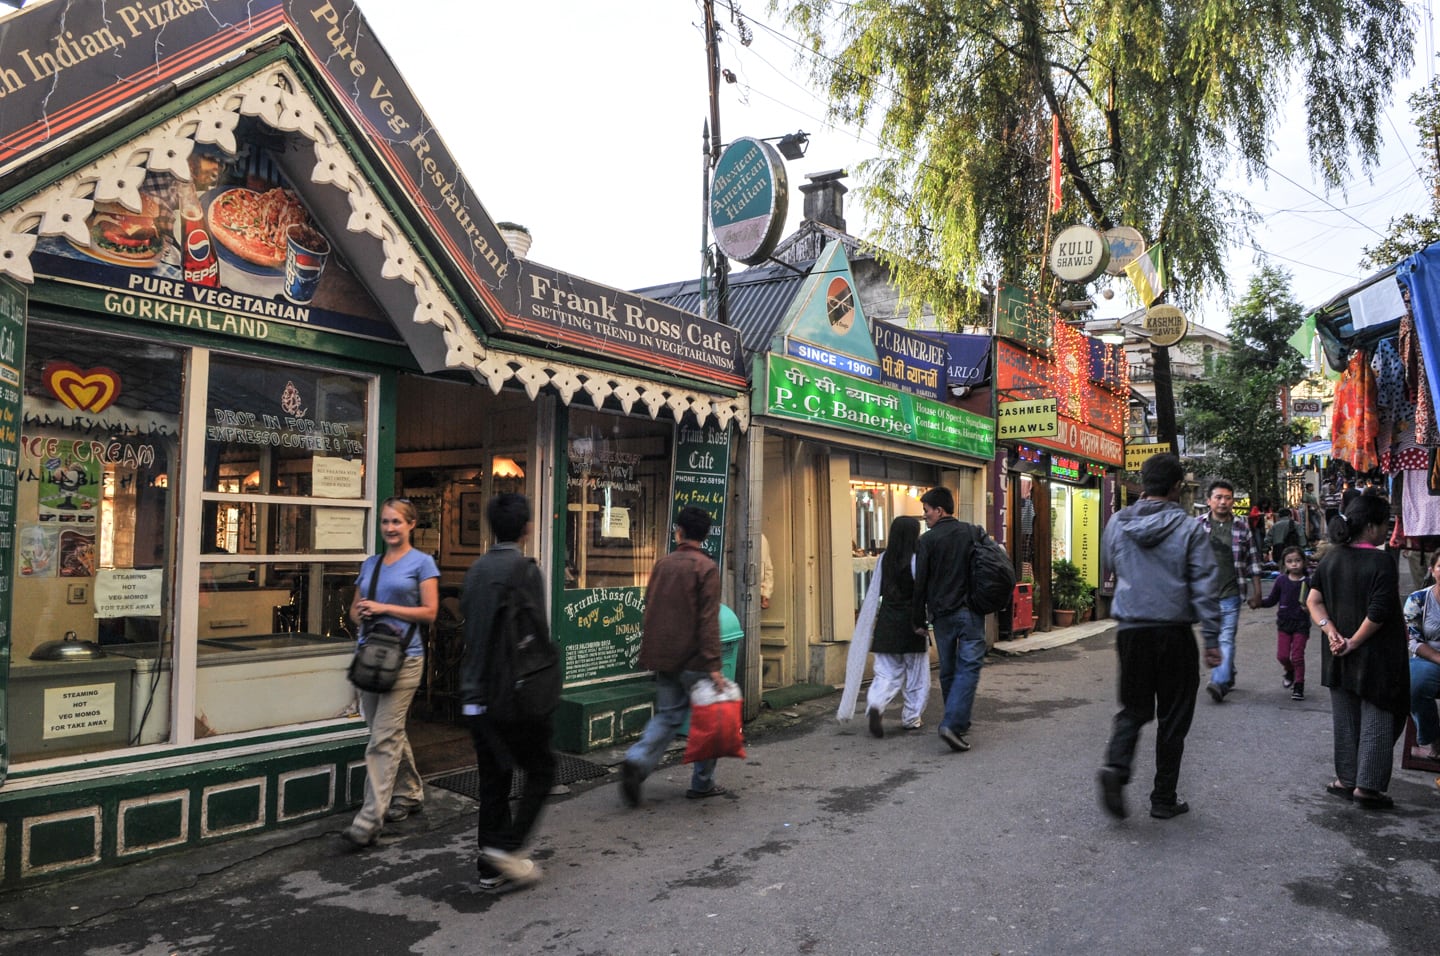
[1410, 656, 1440, 746]
[625, 670, 717, 792]
[934, 607, 985, 735]
[1210, 596, 1242, 688]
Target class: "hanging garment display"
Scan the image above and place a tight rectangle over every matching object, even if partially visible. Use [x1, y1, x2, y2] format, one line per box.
[1372, 338, 1427, 472]
[1399, 310, 1440, 446]
[1331, 349, 1379, 474]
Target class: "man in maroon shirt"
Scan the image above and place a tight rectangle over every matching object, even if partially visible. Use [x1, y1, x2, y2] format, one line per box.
[619, 506, 732, 806]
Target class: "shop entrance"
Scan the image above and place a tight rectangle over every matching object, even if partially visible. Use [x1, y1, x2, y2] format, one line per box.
[391, 373, 542, 773]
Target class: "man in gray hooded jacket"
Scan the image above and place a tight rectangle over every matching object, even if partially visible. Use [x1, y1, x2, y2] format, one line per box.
[1098, 454, 1222, 821]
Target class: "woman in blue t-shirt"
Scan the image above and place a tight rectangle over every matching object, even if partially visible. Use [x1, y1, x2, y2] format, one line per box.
[342, 497, 439, 847]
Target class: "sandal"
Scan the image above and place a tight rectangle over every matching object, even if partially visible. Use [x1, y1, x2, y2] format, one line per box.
[1352, 790, 1394, 810]
[1325, 781, 1353, 801]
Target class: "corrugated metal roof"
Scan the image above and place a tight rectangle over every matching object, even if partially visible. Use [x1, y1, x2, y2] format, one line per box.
[636, 261, 809, 358]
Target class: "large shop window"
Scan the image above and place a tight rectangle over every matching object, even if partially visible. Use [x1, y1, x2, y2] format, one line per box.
[7, 326, 375, 763]
[194, 355, 371, 736]
[10, 326, 182, 761]
[564, 408, 673, 591]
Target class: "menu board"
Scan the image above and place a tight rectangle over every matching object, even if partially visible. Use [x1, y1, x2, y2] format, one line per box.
[0, 276, 26, 781]
[670, 424, 730, 573]
[559, 586, 645, 684]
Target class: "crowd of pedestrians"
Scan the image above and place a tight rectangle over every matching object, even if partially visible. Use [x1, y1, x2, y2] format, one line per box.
[342, 469, 1434, 895]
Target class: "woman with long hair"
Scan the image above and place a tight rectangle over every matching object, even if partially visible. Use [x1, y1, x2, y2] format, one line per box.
[838, 515, 929, 737]
[1306, 493, 1409, 809]
[343, 496, 439, 846]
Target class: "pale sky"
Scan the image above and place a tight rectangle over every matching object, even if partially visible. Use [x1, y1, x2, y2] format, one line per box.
[360, 0, 1434, 328]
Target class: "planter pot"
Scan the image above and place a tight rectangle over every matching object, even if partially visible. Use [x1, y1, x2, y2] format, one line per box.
[1053, 609, 1076, 627]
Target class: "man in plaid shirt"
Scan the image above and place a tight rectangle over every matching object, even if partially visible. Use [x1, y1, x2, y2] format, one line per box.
[1195, 480, 1262, 702]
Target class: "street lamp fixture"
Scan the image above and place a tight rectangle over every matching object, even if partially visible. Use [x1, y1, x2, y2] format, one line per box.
[766, 130, 810, 160]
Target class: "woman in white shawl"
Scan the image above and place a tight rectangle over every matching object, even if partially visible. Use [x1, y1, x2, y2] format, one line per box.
[838, 515, 929, 736]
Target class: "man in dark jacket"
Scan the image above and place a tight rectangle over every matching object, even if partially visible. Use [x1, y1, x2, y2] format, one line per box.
[459, 493, 554, 894]
[619, 506, 730, 806]
[911, 486, 985, 753]
[1098, 454, 1222, 821]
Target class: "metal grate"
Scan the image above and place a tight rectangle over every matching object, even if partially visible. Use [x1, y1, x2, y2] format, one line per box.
[429, 754, 611, 801]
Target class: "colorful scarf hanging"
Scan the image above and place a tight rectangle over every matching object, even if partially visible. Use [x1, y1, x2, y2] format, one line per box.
[1331, 349, 1379, 473]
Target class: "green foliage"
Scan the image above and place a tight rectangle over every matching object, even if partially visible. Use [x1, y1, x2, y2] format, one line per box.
[1051, 559, 1093, 613]
[775, 0, 1414, 321]
[1180, 265, 1311, 500]
[1362, 78, 1440, 270]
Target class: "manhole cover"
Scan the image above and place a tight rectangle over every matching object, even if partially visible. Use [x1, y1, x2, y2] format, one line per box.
[430, 753, 611, 800]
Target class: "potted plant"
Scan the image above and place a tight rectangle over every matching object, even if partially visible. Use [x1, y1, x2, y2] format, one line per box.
[1051, 559, 1094, 627]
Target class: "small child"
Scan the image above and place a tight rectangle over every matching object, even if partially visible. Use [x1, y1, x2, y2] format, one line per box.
[1260, 546, 1310, 700]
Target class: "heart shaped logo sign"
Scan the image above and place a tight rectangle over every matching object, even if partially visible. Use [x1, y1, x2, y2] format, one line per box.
[43, 361, 122, 413]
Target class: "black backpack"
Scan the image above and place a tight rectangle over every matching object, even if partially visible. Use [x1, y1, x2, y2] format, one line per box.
[483, 558, 561, 720]
[967, 525, 1017, 616]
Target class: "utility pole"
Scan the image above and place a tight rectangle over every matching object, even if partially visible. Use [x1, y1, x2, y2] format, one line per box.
[700, 0, 729, 326]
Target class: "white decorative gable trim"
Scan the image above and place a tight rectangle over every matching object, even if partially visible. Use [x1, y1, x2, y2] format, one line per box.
[0, 63, 747, 431]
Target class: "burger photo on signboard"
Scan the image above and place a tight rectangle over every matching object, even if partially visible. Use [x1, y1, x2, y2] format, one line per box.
[71, 195, 165, 268]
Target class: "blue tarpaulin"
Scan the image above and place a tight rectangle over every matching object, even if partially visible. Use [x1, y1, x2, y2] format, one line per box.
[1289, 439, 1331, 461]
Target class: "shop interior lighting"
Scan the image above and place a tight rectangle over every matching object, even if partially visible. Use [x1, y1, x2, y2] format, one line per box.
[491, 456, 525, 479]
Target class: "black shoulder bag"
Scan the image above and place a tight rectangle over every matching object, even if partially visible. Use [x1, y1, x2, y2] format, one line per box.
[347, 556, 412, 693]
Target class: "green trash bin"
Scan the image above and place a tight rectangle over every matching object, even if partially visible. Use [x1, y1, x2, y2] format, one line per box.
[718, 602, 743, 683]
[681, 603, 743, 735]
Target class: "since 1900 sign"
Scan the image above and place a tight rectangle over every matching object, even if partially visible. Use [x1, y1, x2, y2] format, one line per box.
[710, 137, 789, 265]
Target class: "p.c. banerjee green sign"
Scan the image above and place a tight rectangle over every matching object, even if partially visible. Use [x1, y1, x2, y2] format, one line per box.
[759, 355, 994, 459]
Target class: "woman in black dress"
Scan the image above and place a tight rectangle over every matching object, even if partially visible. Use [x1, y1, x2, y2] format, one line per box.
[1305, 493, 1409, 809]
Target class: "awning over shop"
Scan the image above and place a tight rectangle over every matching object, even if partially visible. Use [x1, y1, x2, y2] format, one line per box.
[1290, 439, 1331, 461]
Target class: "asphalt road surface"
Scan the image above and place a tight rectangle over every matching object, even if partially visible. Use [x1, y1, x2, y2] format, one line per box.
[2, 604, 1436, 954]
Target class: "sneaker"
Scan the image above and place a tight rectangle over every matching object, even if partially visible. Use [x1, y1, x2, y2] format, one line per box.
[341, 824, 376, 848]
[478, 872, 538, 895]
[1291, 682, 1304, 701]
[938, 726, 970, 752]
[1150, 800, 1190, 819]
[619, 760, 643, 808]
[900, 720, 923, 731]
[385, 799, 422, 822]
[480, 847, 541, 886]
[1206, 682, 1226, 703]
[867, 707, 885, 739]
[1282, 673, 1294, 689]
[1097, 767, 1127, 820]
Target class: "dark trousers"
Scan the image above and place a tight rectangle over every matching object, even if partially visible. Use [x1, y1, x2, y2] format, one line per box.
[468, 713, 556, 860]
[1103, 625, 1200, 806]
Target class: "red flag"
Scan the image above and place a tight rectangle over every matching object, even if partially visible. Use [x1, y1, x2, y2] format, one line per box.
[1050, 115, 1062, 213]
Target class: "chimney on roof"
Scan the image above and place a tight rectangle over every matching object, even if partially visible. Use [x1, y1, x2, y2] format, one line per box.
[496, 221, 532, 259]
[800, 169, 847, 231]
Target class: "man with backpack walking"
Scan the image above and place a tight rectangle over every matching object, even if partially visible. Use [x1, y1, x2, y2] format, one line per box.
[911, 486, 1003, 754]
[1266, 507, 1307, 565]
[459, 493, 557, 894]
[619, 506, 731, 806]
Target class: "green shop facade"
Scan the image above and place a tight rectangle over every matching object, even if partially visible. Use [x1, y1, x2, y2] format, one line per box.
[0, 1, 747, 887]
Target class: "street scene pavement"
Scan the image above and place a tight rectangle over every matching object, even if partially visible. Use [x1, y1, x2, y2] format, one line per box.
[2, 603, 1436, 955]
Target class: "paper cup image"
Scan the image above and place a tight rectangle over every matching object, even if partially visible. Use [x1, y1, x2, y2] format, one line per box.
[283, 223, 330, 304]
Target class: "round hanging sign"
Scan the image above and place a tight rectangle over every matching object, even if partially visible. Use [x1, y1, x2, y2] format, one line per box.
[1104, 226, 1146, 276]
[710, 137, 790, 265]
[1145, 304, 1189, 347]
[1049, 225, 1110, 282]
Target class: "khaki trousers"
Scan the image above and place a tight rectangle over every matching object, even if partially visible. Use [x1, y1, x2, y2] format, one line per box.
[350, 655, 425, 838]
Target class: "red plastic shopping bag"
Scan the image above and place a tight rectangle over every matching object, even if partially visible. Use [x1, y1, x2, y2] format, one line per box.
[683, 678, 746, 763]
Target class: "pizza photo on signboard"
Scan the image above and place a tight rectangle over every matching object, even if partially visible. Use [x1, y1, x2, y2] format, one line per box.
[206, 187, 310, 269]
